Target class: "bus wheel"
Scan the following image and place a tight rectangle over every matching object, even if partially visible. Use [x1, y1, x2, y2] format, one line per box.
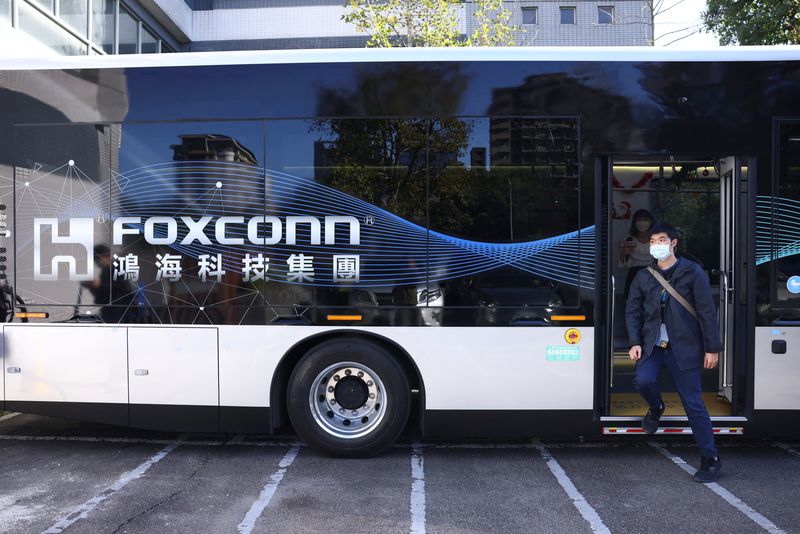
[287, 338, 410, 457]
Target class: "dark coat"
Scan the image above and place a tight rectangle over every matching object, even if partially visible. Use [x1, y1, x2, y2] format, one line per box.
[625, 257, 723, 370]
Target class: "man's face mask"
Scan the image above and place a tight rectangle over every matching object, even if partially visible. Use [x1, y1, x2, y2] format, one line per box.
[650, 243, 671, 260]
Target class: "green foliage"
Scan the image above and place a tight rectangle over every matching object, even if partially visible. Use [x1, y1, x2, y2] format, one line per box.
[342, 0, 519, 47]
[703, 0, 800, 45]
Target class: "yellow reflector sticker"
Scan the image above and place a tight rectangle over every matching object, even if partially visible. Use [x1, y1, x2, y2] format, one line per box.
[551, 315, 586, 321]
[17, 312, 49, 319]
[327, 315, 362, 321]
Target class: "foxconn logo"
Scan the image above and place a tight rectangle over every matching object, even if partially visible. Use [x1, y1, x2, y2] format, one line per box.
[34, 218, 94, 281]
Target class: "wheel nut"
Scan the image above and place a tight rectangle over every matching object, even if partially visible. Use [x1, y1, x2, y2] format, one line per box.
[367, 380, 373, 386]
[351, 410, 357, 415]
[357, 371, 364, 377]
[333, 375, 340, 381]
[339, 408, 345, 413]
[369, 393, 376, 399]
[328, 386, 334, 392]
[330, 399, 336, 405]
[345, 369, 351, 376]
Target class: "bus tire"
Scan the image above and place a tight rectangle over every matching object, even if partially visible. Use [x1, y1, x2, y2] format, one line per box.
[287, 337, 411, 457]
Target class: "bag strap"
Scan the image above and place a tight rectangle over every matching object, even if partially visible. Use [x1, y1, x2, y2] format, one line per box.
[646, 267, 698, 321]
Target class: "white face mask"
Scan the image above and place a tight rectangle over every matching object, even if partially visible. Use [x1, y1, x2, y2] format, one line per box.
[650, 243, 671, 261]
[635, 220, 651, 232]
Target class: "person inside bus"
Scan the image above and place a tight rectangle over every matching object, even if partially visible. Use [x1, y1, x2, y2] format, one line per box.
[81, 244, 136, 323]
[619, 209, 655, 298]
[625, 223, 723, 483]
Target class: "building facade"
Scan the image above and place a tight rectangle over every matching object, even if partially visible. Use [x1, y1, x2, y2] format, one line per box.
[1, 0, 653, 55]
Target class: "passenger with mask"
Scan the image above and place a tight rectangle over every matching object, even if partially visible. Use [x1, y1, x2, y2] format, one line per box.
[626, 223, 723, 482]
[619, 209, 655, 298]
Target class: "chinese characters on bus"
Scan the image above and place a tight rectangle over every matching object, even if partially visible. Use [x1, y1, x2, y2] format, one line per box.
[113, 252, 361, 284]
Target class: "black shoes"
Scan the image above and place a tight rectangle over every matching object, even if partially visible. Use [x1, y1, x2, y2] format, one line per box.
[641, 403, 664, 434]
[693, 456, 722, 483]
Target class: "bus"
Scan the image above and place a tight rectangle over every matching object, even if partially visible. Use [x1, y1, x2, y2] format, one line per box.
[0, 47, 799, 456]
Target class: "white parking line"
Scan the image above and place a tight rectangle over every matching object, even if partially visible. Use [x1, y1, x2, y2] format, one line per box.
[237, 446, 300, 534]
[535, 444, 611, 534]
[0, 412, 20, 423]
[774, 442, 800, 459]
[42, 441, 181, 534]
[649, 442, 786, 534]
[410, 441, 426, 534]
[416, 442, 625, 450]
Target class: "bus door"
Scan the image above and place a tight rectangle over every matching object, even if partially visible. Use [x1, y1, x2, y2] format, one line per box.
[717, 158, 741, 404]
[600, 155, 749, 431]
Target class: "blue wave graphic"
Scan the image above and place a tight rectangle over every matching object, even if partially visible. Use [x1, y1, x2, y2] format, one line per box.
[756, 195, 800, 265]
[111, 161, 595, 288]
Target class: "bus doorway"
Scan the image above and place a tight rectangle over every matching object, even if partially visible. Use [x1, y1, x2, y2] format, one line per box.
[603, 155, 748, 421]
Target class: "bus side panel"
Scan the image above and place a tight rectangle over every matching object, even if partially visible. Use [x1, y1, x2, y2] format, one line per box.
[3, 324, 128, 425]
[128, 326, 219, 433]
[754, 327, 800, 410]
[383, 326, 594, 410]
[218, 325, 286, 434]
[375, 326, 596, 438]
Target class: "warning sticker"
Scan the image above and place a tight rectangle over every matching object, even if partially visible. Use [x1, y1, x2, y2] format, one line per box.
[546, 345, 580, 361]
[565, 328, 581, 345]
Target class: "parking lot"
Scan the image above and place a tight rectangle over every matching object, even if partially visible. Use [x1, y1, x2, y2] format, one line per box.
[1, 412, 799, 534]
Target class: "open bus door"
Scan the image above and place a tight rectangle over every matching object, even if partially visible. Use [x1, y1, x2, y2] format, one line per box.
[599, 154, 749, 435]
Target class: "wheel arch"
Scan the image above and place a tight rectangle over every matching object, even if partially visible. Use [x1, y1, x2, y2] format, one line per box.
[269, 329, 425, 435]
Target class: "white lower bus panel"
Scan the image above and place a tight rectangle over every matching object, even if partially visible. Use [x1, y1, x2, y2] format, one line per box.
[3, 324, 129, 425]
[754, 327, 800, 410]
[3, 324, 595, 438]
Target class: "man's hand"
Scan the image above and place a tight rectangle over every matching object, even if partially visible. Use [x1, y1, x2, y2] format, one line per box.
[629, 345, 642, 361]
[704, 352, 719, 369]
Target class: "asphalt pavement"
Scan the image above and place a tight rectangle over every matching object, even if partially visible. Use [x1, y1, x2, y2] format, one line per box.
[0, 413, 798, 534]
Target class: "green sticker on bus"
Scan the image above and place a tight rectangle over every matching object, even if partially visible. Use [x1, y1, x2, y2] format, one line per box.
[546, 345, 580, 361]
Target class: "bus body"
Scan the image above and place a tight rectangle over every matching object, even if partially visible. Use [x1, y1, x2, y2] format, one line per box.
[1, 47, 799, 455]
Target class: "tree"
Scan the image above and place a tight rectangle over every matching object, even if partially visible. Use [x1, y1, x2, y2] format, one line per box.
[702, 0, 800, 45]
[342, 0, 519, 47]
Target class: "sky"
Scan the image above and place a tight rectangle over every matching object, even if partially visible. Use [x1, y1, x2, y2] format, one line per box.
[653, 0, 721, 48]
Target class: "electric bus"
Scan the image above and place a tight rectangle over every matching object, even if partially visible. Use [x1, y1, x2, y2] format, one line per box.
[0, 47, 799, 456]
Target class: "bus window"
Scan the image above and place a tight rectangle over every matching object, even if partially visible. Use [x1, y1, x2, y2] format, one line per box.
[13, 123, 113, 322]
[772, 121, 800, 307]
[427, 117, 584, 326]
[113, 121, 267, 325]
[266, 119, 428, 326]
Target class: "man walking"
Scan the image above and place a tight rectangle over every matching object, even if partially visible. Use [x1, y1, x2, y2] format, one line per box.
[626, 223, 723, 482]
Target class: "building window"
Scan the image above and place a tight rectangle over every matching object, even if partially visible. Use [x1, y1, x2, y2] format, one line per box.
[18, 1, 87, 54]
[560, 6, 576, 25]
[141, 26, 159, 53]
[522, 7, 537, 25]
[91, 0, 114, 54]
[59, 0, 89, 37]
[598, 6, 614, 24]
[1, 0, 11, 24]
[30, 0, 54, 14]
[117, 7, 138, 54]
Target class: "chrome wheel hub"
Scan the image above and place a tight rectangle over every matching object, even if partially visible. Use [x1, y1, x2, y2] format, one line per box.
[309, 361, 387, 439]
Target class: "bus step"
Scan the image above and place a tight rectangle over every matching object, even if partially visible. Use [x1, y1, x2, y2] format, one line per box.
[603, 426, 743, 435]
[601, 416, 747, 423]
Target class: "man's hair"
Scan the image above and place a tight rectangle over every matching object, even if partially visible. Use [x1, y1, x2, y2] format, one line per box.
[649, 223, 679, 241]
